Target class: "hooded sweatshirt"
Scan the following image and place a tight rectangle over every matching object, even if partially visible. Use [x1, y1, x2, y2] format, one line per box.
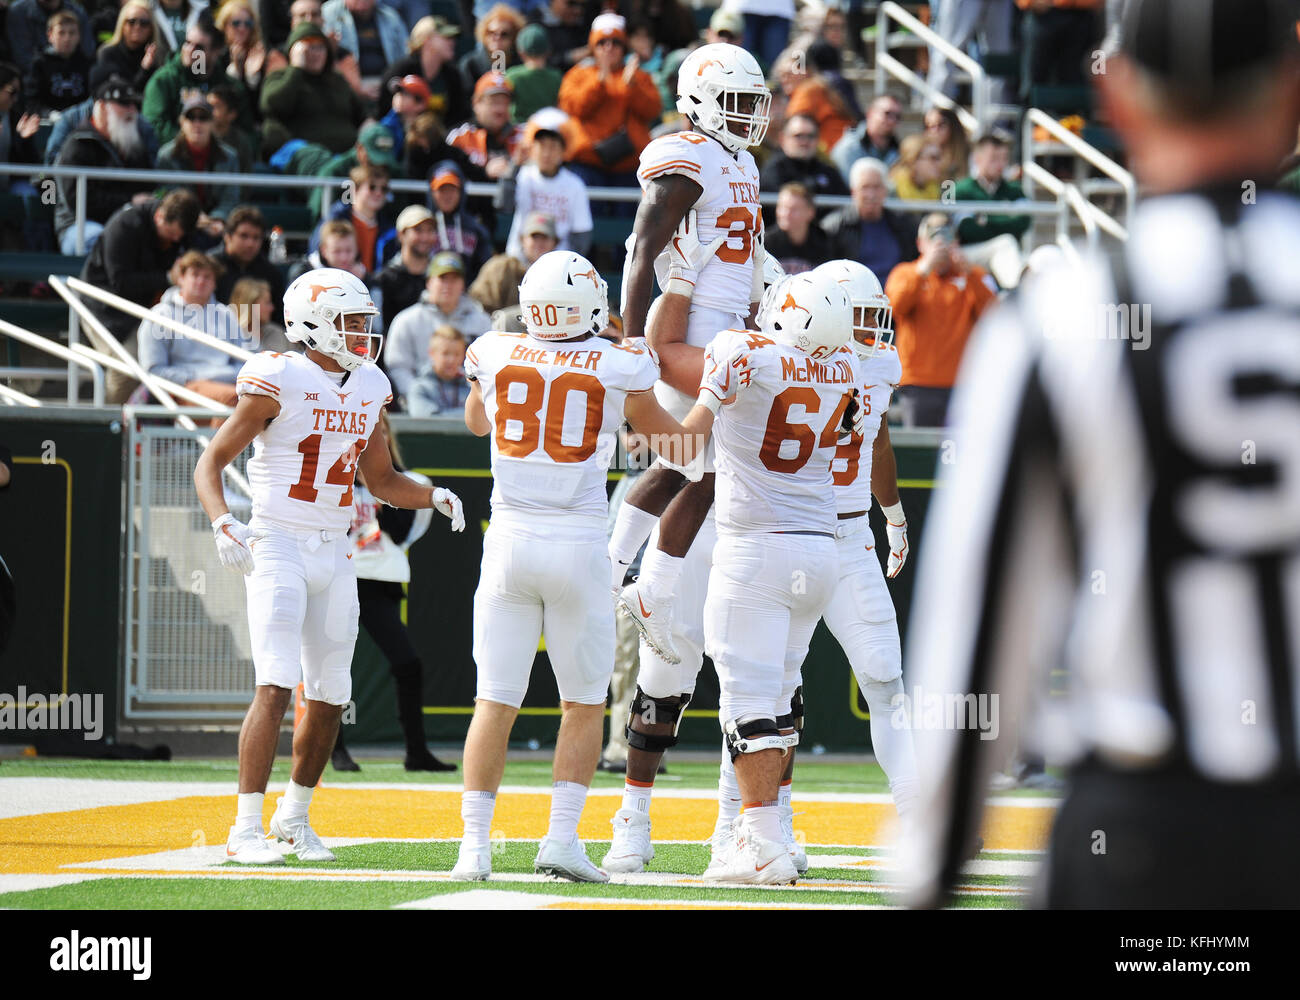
[422, 159, 494, 282]
[259, 23, 367, 154]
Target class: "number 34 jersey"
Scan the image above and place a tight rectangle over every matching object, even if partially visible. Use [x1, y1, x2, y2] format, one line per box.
[236, 351, 393, 532]
[702, 329, 862, 537]
[465, 331, 659, 537]
[638, 131, 762, 318]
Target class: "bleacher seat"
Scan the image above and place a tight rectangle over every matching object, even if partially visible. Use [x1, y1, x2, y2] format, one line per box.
[0, 252, 85, 282]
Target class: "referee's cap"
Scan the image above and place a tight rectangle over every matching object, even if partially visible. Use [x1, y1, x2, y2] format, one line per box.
[1120, 0, 1299, 92]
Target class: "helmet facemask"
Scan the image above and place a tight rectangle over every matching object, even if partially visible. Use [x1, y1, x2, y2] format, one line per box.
[851, 302, 894, 360]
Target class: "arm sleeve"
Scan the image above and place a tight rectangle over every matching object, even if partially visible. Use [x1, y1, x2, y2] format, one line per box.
[141, 75, 177, 146]
[884, 265, 924, 319]
[558, 66, 604, 120]
[902, 307, 1076, 908]
[137, 311, 193, 384]
[259, 66, 303, 119]
[624, 69, 663, 121]
[100, 215, 172, 303]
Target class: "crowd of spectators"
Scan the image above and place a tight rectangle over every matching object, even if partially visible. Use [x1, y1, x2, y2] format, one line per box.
[0, 1, 1177, 424]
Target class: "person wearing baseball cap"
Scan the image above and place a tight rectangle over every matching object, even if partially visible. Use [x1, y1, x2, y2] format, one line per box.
[379, 205, 439, 331]
[507, 22, 561, 122]
[157, 93, 242, 237]
[556, 12, 662, 182]
[385, 249, 492, 402]
[378, 15, 469, 124]
[469, 211, 560, 314]
[53, 72, 155, 255]
[259, 19, 368, 157]
[904, 0, 1300, 910]
[446, 71, 524, 182]
[424, 158, 494, 281]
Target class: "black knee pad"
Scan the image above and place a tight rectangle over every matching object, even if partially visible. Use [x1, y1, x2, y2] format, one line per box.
[776, 685, 805, 733]
[625, 687, 691, 753]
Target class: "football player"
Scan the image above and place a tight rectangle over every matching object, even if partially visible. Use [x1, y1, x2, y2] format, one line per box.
[451, 251, 723, 883]
[706, 261, 917, 877]
[695, 271, 861, 884]
[195, 269, 465, 865]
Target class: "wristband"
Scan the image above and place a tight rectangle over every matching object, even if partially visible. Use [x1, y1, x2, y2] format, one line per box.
[882, 501, 906, 525]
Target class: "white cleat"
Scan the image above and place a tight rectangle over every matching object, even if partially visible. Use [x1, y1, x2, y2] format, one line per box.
[268, 800, 336, 862]
[535, 835, 609, 883]
[224, 825, 285, 865]
[701, 817, 740, 880]
[713, 825, 799, 885]
[616, 581, 680, 664]
[780, 804, 809, 875]
[601, 809, 654, 873]
[450, 843, 491, 881]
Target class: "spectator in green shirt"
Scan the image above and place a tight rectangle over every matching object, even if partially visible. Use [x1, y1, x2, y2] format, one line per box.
[505, 23, 560, 123]
[953, 131, 1030, 290]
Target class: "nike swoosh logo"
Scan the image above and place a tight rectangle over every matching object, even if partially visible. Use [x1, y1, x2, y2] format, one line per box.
[362, 399, 373, 406]
[755, 858, 774, 872]
[637, 593, 652, 618]
[347, 553, 353, 560]
[221, 525, 246, 549]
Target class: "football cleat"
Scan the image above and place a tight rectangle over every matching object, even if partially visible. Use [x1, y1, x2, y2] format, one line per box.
[701, 817, 740, 880]
[780, 804, 808, 875]
[601, 809, 654, 873]
[224, 825, 285, 865]
[535, 835, 609, 883]
[616, 581, 680, 664]
[712, 823, 799, 885]
[450, 843, 491, 881]
[268, 800, 336, 862]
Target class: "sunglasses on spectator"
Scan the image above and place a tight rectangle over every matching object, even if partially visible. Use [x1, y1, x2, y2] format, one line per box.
[229, 18, 254, 28]
[184, 110, 213, 120]
[717, 30, 737, 40]
[125, 17, 150, 26]
[362, 183, 389, 192]
[184, 38, 211, 50]
[789, 131, 817, 141]
[485, 26, 514, 37]
[881, 108, 901, 119]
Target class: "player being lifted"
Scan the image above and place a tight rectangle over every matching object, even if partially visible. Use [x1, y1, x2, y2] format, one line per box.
[704, 261, 917, 877]
[451, 251, 724, 883]
[599, 42, 773, 866]
[697, 271, 861, 883]
[195, 269, 465, 865]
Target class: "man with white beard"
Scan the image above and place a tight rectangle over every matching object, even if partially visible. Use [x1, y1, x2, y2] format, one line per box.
[54, 74, 157, 254]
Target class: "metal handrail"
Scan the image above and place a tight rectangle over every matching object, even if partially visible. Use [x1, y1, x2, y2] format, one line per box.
[0, 318, 105, 406]
[875, 1, 986, 132]
[1023, 109, 1135, 232]
[0, 383, 42, 406]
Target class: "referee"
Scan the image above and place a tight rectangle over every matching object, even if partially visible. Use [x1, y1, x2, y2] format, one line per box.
[903, 0, 1300, 908]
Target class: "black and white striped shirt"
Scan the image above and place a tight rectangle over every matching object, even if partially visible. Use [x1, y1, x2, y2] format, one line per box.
[903, 186, 1300, 904]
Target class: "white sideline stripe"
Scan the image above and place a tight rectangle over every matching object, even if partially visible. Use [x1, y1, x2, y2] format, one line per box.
[0, 873, 114, 894]
[396, 890, 891, 910]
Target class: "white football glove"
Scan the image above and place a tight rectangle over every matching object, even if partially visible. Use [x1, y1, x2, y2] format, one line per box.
[664, 210, 727, 294]
[212, 513, 254, 575]
[431, 487, 465, 532]
[697, 338, 735, 409]
[882, 502, 908, 579]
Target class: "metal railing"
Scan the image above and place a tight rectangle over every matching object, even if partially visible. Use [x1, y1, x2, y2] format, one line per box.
[874, 0, 985, 133]
[0, 317, 105, 406]
[1023, 109, 1136, 238]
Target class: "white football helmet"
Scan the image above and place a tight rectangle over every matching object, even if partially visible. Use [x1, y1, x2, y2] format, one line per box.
[762, 271, 852, 358]
[519, 250, 608, 341]
[283, 268, 381, 371]
[676, 43, 771, 154]
[814, 260, 893, 359]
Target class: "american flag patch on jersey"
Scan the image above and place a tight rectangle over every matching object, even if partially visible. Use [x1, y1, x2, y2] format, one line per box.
[566, 306, 581, 322]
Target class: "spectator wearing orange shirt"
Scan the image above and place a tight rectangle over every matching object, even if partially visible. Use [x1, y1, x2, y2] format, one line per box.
[557, 13, 661, 187]
[884, 213, 997, 427]
[447, 70, 524, 182]
[774, 45, 856, 154]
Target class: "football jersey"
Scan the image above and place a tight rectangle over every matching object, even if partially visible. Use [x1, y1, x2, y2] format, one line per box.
[702, 329, 861, 536]
[832, 345, 903, 515]
[465, 331, 660, 538]
[236, 351, 393, 533]
[637, 131, 763, 318]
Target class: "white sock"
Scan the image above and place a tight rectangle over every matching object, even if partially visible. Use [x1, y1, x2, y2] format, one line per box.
[621, 778, 653, 815]
[609, 504, 659, 589]
[282, 779, 313, 820]
[717, 746, 741, 827]
[743, 804, 783, 844]
[235, 792, 264, 832]
[461, 790, 497, 849]
[639, 547, 684, 602]
[547, 781, 589, 842]
[778, 779, 793, 811]
[890, 776, 919, 820]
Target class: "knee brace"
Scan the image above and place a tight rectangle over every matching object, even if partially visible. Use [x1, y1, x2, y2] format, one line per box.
[776, 685, 804, 733]
[625, 686, 692, 753]
[723, 715, 797, 761]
